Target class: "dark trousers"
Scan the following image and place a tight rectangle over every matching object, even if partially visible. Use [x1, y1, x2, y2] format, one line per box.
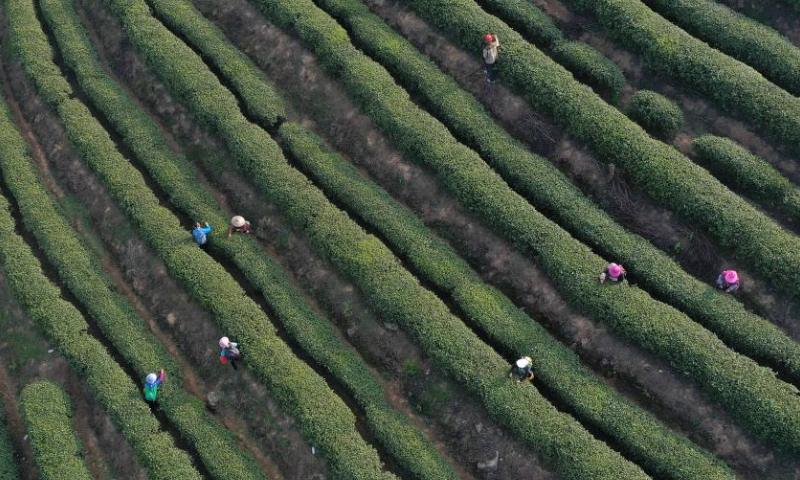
[485, 62, 496, 82]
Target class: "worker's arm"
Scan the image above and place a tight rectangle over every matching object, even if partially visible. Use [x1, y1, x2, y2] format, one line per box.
[202, 225, 212, 234]
[491, 35, 500, 48]
[156, 369, 165, 386]
[228, 225, 234, 238]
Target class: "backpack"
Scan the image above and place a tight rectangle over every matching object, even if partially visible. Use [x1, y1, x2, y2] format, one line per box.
[192, 229, 207, 245]
[144, 384, 158, 402]
[225, 347, 241, 360]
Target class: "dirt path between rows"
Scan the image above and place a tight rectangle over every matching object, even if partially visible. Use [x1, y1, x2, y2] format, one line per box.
[529, 0, 800, 358]
[0, 262, 140, 480]
[189, 0, 800, 476]
[1, 16, 319, 478]
[74, 0, 569, 475]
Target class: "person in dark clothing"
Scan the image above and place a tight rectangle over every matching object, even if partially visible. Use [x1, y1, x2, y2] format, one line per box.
[509, 356, 534, 383]
[219, 337, 241, 370]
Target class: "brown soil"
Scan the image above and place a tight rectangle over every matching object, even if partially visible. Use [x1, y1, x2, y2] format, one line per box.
[360, 0, 800, 350]
[4, 0, 800, 475]
[525, 0, 800, 345]
[70, 0, 572, 476]
[195, 0, 800, 476]
[0, 264, 141, 480]
[715, 0, 800, 47]
[0, 23, 321, 479]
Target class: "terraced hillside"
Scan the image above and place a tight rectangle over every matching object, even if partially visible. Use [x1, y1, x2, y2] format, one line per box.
[0, 0, 799, 478]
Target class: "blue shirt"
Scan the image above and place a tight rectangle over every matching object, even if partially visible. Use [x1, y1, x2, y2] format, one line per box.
[192, 225, 212, 245]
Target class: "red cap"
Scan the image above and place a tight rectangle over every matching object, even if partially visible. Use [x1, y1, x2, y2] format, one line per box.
[484, 34, 494, 43]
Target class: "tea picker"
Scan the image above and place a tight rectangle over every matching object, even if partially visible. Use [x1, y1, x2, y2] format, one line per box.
[192, 221, 212, 246]
[143, 368, 166, 403]
[219, 337, 242, 370]
[509, 356, 535, 383]
[228, 215, 252, 237]
[482, 33, 500, 84]
[716, 269, 740, 293]
[599, 262, 627, 284]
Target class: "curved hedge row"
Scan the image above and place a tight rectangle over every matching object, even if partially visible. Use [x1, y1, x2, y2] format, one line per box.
[254, 0, 800, 455]
[100, 0, 653, 477]
[693, 135, 800, 224]
[472, 0, 561, 47]
[6, 3, 394, 479]
[138, 0, 285, 125]
[0, 11, 268, 476]
[0, 392, 19, 479]
[643, 0, 800, 97]
[561, 0, 800, 157]
[311, 0, 800, 388]
[0, 103, 202, 480]
[550, 40, 625, 100]
[472, 0, 624, 98]
[279, 122, 736, 480]
[394, 0, 800, 296]
[42, 0, 459, 477]
[626, 90, 683, 140]
[19, 382, 92, 480]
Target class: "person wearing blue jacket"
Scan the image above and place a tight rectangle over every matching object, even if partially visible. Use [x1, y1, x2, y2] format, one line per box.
[192, 221, 212, 246]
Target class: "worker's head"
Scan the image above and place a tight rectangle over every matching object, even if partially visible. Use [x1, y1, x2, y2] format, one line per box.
[219, 337, 230, 349]
[146, 373, 158, 385]
[231, 215, 246, 228]
[608, 263, 622, 279]
[724, 270, 739, 284]
[484, 33, 494, 44]
[516, 357, 530, 369]
[194, 222, 201, 229]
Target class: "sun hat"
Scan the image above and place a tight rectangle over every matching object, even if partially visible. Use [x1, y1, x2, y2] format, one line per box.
[146, 373, 157, 385]
[516, 357, 531, 369]
[219, 337, 230, 349]
[231, 216, 246, 228]
[724, 270, 739, 284]
[484, 33, 494, 43]
[608, 263, 622, 278]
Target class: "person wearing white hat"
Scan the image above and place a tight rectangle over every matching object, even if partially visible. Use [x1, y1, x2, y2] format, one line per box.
[509, 356, 534, 383]
[143, 368, 165, 403]
[228, 215, 252, 238]
[219, 337, 241, 370]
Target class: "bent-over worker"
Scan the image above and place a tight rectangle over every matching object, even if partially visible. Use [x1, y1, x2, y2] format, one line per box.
[509, 356, 534, 383]
[599, 262, 627, 284]
[716, 270, 739, 293]
[228, 215, 252, 238]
